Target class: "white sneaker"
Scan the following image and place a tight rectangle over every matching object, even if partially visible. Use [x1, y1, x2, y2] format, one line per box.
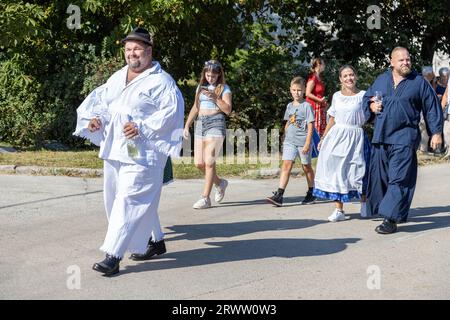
[360, 202, 368, 218]
[193, 196, 211, 209]
[328, 209, 346, 222]
[214, 179, 228, 203]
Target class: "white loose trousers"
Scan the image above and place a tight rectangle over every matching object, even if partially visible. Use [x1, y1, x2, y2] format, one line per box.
[99, 159, 165, 259]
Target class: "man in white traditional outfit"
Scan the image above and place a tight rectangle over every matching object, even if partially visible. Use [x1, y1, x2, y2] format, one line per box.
[73, 27, 184, 276]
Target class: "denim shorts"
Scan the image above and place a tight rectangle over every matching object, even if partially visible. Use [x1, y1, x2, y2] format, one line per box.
[194, 113, 226, 138]
[282, 142, 312, 164]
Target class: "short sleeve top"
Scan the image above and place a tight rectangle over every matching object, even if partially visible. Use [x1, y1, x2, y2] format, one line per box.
[198, 84, 231, 111]
[327, 90, 366, 126]
[283, 101, 315, 146]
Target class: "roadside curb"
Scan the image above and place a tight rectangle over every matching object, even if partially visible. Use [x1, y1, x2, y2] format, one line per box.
[0, 164, 302, 179]
[0, 165, 103, 177]
[245, 168, 304, 178]
[0, 153, 448, 178]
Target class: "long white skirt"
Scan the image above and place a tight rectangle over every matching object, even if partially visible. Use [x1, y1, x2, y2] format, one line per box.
[100, 159, 164, 259]
[314, 124, 366, 197]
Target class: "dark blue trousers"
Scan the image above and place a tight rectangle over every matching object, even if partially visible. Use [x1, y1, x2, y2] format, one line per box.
[367, 143, 417, 221]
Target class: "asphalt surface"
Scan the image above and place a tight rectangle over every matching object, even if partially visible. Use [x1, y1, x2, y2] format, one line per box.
[1, 163, 450, 300]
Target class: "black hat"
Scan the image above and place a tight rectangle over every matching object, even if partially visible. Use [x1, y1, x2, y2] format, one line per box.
[121, 27, 153, 46]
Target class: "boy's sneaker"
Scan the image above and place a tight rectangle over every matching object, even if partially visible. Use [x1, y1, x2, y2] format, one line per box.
[301, 190, 316, 204]
[328, 209, 346, 222]
[266, 191, 283, 207]
[193, 196, 211, 209]
[214, 179, 228, 203]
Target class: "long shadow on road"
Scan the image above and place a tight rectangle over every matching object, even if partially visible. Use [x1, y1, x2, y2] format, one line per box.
[121, 237, 361, 275]
[165, 219, 326, 241]
[398, 205, 450, 233]
[219, 196, 333, 208]
[121, 205, 450, 275]
[347, 205, 450, 234]
[0, 190, 103, 210]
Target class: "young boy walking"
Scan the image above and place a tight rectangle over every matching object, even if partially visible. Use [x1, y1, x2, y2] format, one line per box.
[266, 76, 316, 206]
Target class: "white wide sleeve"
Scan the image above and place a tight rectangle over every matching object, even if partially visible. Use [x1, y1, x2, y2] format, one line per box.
[137, 84, 185, 158]
[72, 85, 108, 146]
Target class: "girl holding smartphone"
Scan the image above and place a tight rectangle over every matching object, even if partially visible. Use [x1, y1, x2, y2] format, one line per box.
[183, 60, 232, 209]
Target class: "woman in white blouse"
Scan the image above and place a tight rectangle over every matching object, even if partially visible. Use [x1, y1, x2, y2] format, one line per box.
[313, 65, 371, 222]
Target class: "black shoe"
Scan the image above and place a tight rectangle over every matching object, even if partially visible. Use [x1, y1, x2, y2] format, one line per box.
[398, 217, 408, 224]
[92, 254, 120, 276]
[375, 218, 397, 234]
[266, 191, 283, 207]
[301, 191, 316, 204]
[130, 239, 167, 261]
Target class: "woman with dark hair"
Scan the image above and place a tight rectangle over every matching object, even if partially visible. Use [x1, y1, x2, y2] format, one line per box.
[306, 57, 328, 137]
[313, 65, 371, 222]
[183, 60, 232, 209]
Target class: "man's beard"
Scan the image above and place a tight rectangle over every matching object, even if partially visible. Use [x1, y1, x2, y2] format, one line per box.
[399, 66, 412, 77]
[128, 59, 141, 69]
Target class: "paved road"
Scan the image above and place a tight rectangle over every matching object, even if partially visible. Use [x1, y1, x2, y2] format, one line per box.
[1, 163, 450, 300]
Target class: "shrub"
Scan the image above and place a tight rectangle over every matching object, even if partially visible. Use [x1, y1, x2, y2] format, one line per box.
[225, 45, 309, 131]
[0, 58, 52, 146]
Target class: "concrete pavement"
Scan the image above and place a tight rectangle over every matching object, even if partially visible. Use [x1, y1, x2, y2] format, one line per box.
[1, 163, 450, 299]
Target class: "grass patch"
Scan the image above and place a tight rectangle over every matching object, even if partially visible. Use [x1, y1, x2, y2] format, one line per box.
[0, 150, 103, 169]
[4, 147, 443, 179]
[417, 152, 450, 166]
[172, 160, 280, 179]
[0, 150, 281, 178]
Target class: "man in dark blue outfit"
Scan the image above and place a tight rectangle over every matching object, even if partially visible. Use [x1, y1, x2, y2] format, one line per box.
[363, 47, 443, 234]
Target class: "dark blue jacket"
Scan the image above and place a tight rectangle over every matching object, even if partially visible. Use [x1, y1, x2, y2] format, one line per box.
[363, 68, 443, 148]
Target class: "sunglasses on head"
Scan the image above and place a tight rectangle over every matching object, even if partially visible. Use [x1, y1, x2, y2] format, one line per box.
[204, 60, 222, 71]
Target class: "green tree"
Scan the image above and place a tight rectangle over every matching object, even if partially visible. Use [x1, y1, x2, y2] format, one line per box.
[271, 0, 450, 67]
[0, 0, 246, 146]
[1, 0, 448, 147]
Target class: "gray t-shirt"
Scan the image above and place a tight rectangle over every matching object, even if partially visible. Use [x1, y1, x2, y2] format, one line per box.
[283, 101, 315, 146]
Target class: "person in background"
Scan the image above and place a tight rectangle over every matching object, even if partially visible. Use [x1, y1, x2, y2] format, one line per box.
[440, 77, 450, 156]
[418, 66, 437, 153]
[436, 67, 449, 102]
[421, 66, 437, 90]
[431, 67, 450, 154]
[306, 57, 328, 137]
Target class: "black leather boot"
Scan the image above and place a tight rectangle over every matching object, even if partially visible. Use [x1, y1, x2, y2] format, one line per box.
[92, 254, 121, 276]
[398, 216, 408, 224]
[129, 239, 166, 261]
[375, 218, 397, 234]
